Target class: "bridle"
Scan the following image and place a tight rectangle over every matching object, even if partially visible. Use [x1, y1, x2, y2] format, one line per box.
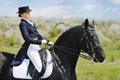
[82, 26, 102, 61]
[52, 25, 102, 61]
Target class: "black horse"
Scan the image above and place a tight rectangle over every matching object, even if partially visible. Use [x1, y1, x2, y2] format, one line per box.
[0, 19, 105, 80]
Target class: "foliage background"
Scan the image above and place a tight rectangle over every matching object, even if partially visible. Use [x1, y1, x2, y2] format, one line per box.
[0, 16, 120, 80]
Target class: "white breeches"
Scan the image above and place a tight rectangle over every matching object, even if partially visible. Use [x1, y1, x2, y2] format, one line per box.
[27, 44, 42, 73]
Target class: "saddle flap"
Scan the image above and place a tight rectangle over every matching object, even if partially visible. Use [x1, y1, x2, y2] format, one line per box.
[13, 59, 32, 79]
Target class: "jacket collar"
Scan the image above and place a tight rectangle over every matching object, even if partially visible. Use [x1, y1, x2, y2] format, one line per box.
[21, 19, 35, 27]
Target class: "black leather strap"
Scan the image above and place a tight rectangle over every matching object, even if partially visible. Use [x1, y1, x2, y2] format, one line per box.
[38, 49, 47, 77]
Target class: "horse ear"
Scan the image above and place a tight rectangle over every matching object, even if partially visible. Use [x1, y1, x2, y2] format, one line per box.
[84, 18, 89, 30]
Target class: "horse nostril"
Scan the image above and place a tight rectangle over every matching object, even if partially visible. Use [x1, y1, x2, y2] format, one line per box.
[99, 56, 105, 63]
[94, 58, 99, 62]
[94, 56, 105, 63]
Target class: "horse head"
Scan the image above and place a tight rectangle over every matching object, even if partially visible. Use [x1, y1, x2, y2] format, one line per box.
[80, 19, 105, 62]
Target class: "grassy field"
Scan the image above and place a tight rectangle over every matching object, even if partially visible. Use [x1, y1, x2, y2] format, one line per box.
[0, 46, 20, 54]
[0, 46, 120, 80]
[76, 49, 120, 80]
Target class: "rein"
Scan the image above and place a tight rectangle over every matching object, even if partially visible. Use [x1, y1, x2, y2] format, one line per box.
[53, 45, 93, 60]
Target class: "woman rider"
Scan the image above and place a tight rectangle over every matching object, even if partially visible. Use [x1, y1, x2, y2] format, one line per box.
[11, 6, 53, 80]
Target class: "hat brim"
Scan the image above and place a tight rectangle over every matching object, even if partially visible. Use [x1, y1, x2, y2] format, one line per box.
[17, 9, 32, 14]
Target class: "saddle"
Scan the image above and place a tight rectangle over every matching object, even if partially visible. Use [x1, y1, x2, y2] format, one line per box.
[13, 49, 53, 79]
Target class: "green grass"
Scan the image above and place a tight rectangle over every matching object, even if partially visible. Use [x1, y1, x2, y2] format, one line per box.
[0, 46, 120, 80]
[76, 49, 120, 80]
[0, 46, 19, 54]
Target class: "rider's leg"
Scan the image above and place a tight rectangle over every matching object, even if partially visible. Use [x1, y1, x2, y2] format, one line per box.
[27, 45, 42, 80]
[27, 49, 42, 73]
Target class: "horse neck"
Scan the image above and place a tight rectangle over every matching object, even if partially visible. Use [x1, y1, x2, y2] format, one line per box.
[54, 26, 84, 79]
[54, 36, 81, 78]
[55, 45, 79, 68]
[54, 43, 80, 79]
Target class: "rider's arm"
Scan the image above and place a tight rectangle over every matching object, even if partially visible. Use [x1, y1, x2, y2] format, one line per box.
[37, 31, 44, 40]
[19, 22, 42, 44]
[34, 24, 45, 40]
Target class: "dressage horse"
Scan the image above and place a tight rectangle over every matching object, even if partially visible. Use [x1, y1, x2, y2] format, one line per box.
[0, 19, 105, 80]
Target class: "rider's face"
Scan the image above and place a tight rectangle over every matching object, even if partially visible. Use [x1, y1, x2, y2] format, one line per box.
[21, 12, 30, 19]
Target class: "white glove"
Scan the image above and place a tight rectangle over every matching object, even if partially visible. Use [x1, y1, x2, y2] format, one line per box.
[48, 41, 54, 45]
[41, 39, 47, 45]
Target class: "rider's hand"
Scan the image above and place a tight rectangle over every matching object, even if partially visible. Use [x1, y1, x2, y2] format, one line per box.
[41, 39, 47, 45]
[48, 41, 54, 45]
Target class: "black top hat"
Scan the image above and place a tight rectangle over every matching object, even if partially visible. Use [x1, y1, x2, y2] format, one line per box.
[17, 6, 32, 13]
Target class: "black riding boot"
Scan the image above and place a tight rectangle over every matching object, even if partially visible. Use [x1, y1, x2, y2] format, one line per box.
[32, 69, 40, 80]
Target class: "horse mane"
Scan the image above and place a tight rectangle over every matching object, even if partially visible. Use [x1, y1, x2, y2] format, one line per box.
[55, 25, 83, 46]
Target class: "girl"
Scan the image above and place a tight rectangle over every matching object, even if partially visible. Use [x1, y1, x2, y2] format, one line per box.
[12, 6, 53, 80]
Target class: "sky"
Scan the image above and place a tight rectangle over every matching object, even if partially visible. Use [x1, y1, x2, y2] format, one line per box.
[0, 0, 120, 18]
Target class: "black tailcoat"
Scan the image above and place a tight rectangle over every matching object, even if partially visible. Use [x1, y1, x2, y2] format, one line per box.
[12, 19, 44, 65]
